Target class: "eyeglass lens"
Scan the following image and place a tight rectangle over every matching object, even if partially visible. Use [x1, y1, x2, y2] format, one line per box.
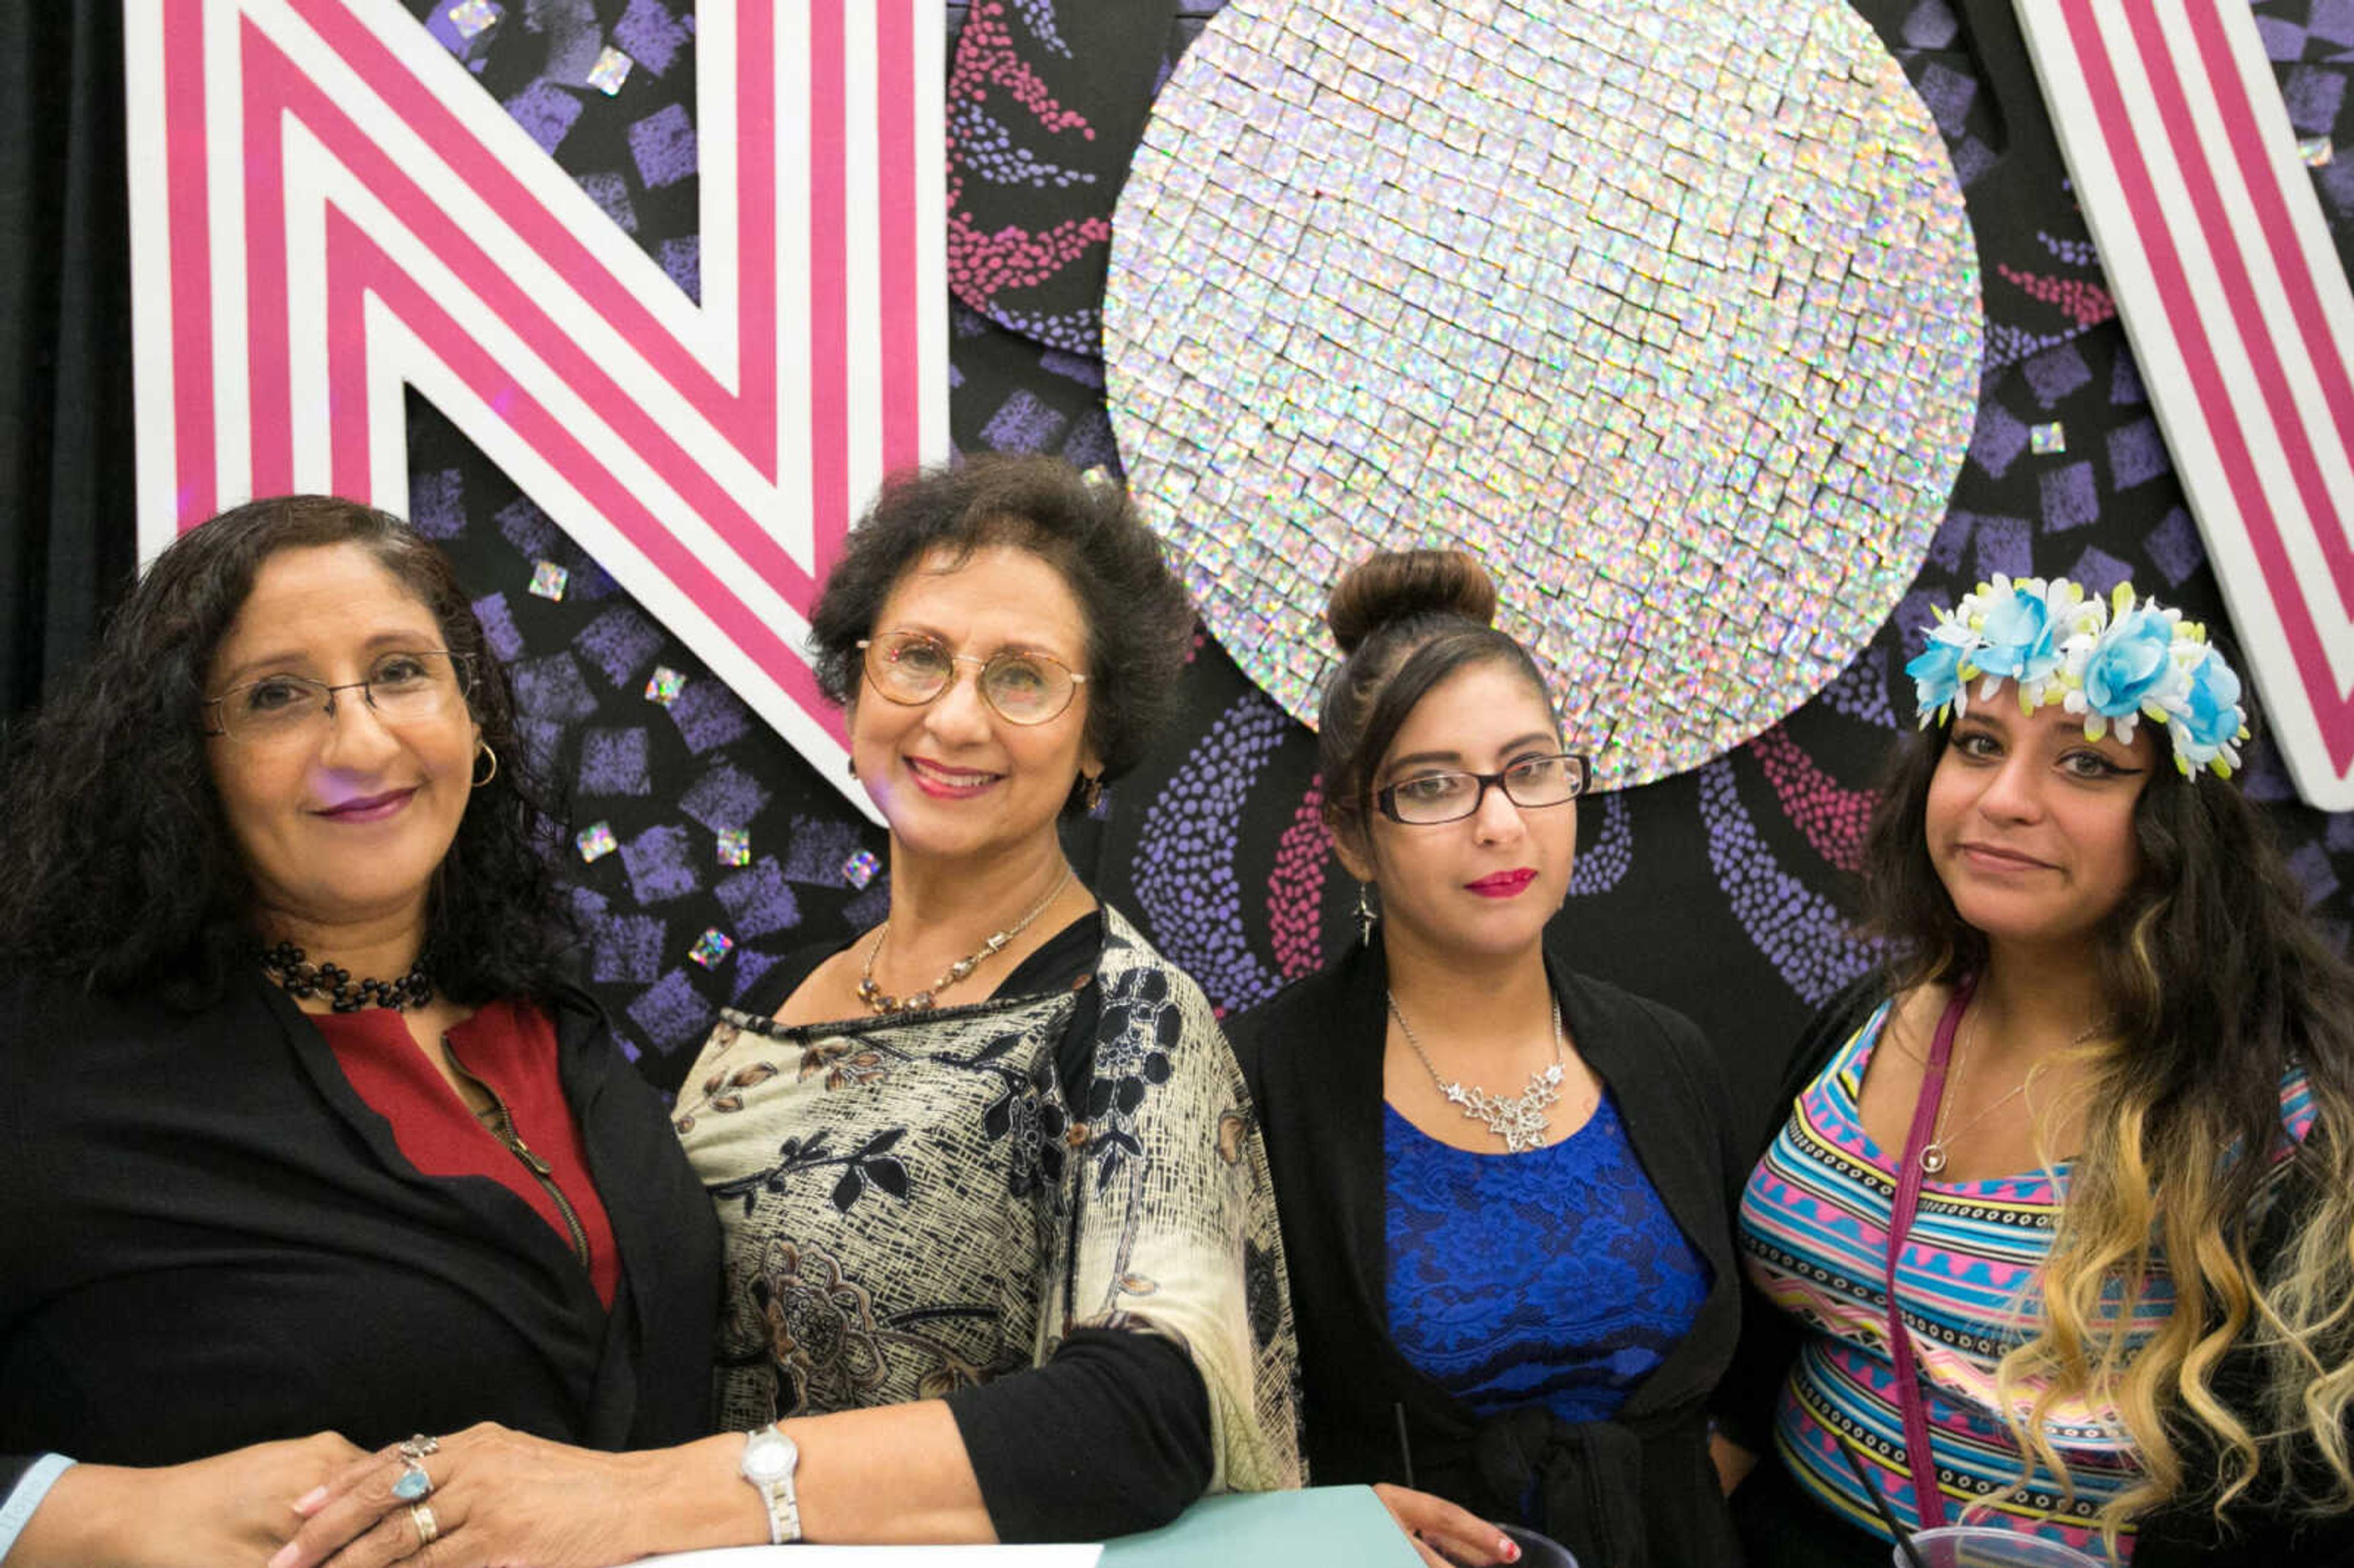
[1385, 754, 1587, 823]
[863, 633, 1077, 724]
[213, 652, 471, 740]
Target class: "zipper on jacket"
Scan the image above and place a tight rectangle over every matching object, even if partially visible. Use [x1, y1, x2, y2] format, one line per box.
[444, 1039, 592, 1271]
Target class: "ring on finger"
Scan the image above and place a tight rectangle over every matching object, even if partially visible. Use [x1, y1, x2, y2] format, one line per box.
[392, 1460, 434, 1503]
[398, 1434, 441, 1463]
[410, 1502, 440, 1547]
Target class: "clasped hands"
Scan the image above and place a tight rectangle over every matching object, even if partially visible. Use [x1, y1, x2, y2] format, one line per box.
[268, 1423, 687, 1568]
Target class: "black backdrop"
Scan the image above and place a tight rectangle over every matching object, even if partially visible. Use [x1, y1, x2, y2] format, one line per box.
[10, 0, 2354, 1138]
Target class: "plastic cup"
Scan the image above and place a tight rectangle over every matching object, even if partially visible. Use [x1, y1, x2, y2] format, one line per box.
[1896, 1525, 2106, 1567]
[1499, 1524, 1577, 1568]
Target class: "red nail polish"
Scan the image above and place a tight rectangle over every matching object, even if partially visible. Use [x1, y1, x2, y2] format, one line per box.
[1501, 1539, 1521, 1562]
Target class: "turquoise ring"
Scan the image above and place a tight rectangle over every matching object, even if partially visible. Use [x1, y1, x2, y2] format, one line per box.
[391, 1462, 433, 1503]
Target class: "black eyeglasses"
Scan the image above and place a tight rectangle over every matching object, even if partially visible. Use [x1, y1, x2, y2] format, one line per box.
[1374, 752, 1591, 825]
[857, 631, 1088, 725]
[203, 650, 476, 745]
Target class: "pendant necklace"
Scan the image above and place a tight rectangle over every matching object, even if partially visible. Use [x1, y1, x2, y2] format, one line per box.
[1388, 991, 1567, 1154]
[857, 865, 1074, 1014]
[1917, 1003, 2100, 1175]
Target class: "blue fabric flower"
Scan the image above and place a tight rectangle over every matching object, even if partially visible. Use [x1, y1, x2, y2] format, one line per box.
[1971, 584, 2063, 685]
[1905, 634, 1970, 723]
[2081, 610, 2175, 717]
[2177, 649, 2244, 752]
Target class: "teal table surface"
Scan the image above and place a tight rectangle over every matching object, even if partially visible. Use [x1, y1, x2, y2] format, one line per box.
[1101, 1486, 1422, 1567]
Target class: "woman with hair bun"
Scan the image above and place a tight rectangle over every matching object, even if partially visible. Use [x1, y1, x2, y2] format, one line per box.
[1229, 549, 1746, 1568]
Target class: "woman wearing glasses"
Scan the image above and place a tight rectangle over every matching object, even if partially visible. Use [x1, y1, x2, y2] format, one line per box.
[1229, 550, 1746, 1568]
[0, 497, 717, 1567]
[275, 455, 1300, 1568]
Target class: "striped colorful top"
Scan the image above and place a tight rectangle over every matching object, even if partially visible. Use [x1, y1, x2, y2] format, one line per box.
[1739, 999, 2317, 1562]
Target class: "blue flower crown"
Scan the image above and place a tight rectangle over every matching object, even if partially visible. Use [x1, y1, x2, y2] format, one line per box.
[1905, 575, 2250, 778]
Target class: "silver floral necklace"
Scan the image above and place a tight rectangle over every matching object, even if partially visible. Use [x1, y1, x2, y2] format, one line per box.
[1387, 991, 1567, 1153]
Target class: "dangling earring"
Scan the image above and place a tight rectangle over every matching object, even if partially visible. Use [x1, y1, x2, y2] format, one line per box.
[471, 741, 500, 787]
[1078, 774, 1104, 813]
[1355, 883, 1379, 946]
[847, 754, 859, 777]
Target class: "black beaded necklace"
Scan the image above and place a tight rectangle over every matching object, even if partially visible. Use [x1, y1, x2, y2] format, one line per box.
[261, 940, 435, 1013]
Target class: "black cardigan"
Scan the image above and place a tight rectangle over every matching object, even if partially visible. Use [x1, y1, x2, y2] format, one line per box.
[1723, 977, 2354, 1568]
[1229, 936, 1746, 1568]
[0, 971, 720, 1493]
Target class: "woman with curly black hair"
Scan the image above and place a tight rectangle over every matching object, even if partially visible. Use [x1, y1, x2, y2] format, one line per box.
[0, 495, 717, 1568]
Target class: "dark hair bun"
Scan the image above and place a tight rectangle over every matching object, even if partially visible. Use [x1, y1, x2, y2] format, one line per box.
[1325, 549, 1498, 655]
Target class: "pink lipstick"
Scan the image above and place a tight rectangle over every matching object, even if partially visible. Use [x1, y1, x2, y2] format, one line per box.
[315, 788, 414, 823]
[907, 757, 1000, 799]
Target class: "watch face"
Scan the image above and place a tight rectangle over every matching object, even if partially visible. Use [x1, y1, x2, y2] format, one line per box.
[742, 1428, 798, 1483]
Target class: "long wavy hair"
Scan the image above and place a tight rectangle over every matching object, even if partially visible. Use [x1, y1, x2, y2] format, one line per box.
[0, 495, 576, 1009]
[1861, 714, 2354, 1529]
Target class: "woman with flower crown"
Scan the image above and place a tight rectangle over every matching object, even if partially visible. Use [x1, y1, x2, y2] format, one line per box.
[1718, 574, 2354, 1566]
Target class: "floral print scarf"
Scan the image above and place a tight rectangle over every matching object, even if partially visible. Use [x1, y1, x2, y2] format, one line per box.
[674, 905, 1302, 1493]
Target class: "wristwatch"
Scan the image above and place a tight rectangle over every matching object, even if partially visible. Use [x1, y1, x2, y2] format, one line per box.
[739, 1424, 803, 1544]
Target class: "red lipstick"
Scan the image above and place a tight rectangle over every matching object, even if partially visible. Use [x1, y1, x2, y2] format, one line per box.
[1466, 868, 1538, 898]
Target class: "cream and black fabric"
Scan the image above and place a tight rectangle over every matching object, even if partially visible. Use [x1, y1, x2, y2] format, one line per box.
[675, 906, 1301, 1540]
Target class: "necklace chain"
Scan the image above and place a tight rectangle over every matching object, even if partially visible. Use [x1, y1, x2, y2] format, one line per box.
[1388, 991, 1567, 1154]
[857, 866, 1074, 1015]
[1918, 1003, 2101, 1176]
[261, 941, 433, 1013]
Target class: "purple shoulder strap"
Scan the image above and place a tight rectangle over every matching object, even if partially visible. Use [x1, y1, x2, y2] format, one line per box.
[1884, 976, 1976, 1531]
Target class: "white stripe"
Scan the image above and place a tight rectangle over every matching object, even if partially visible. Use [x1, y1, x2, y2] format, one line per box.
[206, 0, 254, 507]
[126, 0, 179, 560]
[842, 0, 885, 520]
[771, 0, 813, 557]
[912, 0, 950, 462]
[691, 0, 743, 386]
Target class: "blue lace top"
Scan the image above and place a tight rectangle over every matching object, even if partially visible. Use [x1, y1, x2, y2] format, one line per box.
[1384, 1091, 1712, 1423]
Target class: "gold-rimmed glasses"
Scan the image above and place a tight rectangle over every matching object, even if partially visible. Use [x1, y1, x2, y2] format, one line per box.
[857, 631, 1087, 725]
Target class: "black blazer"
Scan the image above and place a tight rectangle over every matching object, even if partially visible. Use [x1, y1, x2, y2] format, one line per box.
[1230, 936, 1746, 1568]
[0, 971, 719, 1485]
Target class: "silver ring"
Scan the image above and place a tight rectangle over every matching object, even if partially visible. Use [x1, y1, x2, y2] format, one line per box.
[410, 1501, 440, 1547]
[398, 1434, 441, 1463]
[392, 1460, 433, 1503]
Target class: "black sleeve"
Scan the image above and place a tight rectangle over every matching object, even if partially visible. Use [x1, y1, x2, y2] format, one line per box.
[1713, 978, 1886, 1460]
[942, 1327, 1214, 1543]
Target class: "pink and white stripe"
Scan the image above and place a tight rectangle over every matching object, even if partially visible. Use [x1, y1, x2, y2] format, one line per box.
[124, 0, 946, 805]
[2019, 0, 2354, 809]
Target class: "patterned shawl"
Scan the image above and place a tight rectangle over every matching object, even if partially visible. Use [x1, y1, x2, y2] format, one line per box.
[673, 905, 1302, 1493]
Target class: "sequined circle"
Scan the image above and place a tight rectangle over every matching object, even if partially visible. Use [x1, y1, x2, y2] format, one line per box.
[1103, 0, 1982, 787]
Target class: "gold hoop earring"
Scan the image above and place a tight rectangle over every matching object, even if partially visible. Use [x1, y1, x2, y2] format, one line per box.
[471, 742, 499, 788]
[1355, 884, 1379, 946]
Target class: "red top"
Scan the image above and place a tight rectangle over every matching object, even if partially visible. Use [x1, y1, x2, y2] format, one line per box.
[316, 998, 621, 1306]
